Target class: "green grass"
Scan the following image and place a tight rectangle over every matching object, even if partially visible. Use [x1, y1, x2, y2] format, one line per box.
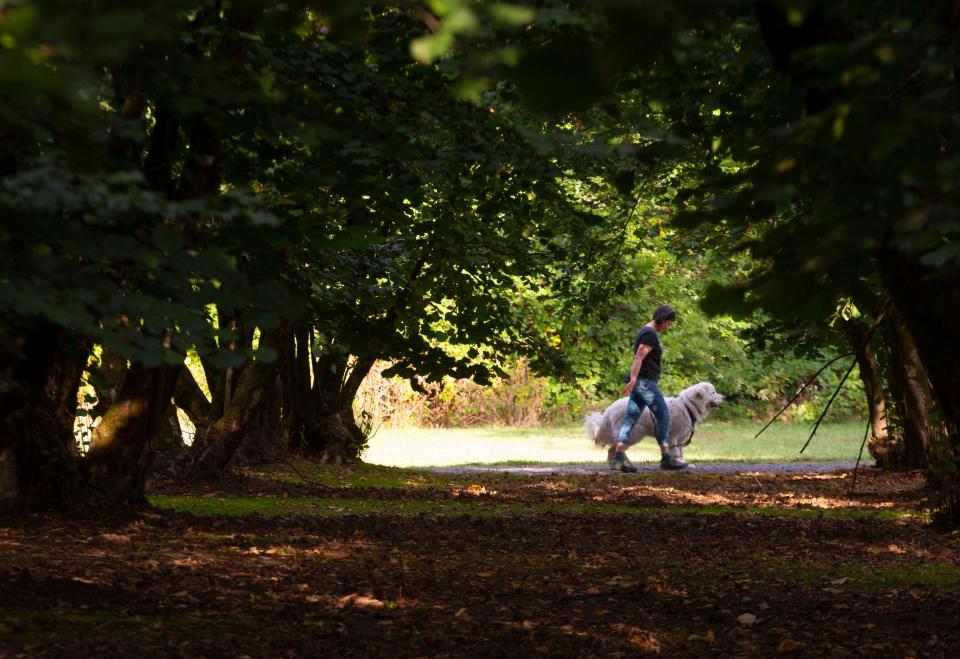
[248, 461, 449, 489]
[362, 420, 868, 467]
[149, 494, 911, 521]
[789, 563, 960, 593]
[0, 609, 246, 646]
[149, 494, 458, 517]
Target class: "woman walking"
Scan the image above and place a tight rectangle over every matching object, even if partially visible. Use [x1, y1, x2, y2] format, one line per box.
[614, 304, 688, 472]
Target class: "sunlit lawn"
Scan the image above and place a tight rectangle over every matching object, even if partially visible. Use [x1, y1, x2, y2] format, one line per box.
[363, 420, 869, 467]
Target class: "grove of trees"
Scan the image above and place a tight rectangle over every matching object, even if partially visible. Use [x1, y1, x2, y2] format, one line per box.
[1, 1, 958, 525]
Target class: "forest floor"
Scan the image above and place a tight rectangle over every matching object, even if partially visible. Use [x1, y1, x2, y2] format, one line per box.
[2, 462, 959, 657]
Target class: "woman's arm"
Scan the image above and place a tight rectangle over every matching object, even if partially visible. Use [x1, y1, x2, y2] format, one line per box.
[623, 344, 653, 395]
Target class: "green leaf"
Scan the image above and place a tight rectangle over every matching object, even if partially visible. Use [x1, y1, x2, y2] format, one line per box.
[489, 4, 536, 26]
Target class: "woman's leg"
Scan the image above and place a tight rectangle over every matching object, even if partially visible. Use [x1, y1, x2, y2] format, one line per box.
[636, 380, 685, 469]
[616, 384, 649, 447]
[638, 380, 671, 449]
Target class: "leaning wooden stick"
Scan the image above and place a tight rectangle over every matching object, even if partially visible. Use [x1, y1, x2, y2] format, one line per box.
[753, 352, 853, 439]
[755, 298, 892, 446]
[798, 299, 892, 454]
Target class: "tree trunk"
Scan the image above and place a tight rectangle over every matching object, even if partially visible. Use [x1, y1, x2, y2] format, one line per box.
[282, 325, 316, 447]
[845, 321, 893, 467]
[0, 324, 86, 512]
[85, 362, 182, 505]
[90, 348, 128, 419]
[880, 251, 959, 523]
[188, 323, 289, 478]
[301, 355, 376, 463]
[881, 306, 939, 470]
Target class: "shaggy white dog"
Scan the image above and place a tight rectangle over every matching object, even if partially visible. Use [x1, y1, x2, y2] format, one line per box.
[585, 382, 724, 469]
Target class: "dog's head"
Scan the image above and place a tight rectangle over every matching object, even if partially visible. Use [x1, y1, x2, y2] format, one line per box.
[702, 382, 724, 408]
[685, 382, 724, 413]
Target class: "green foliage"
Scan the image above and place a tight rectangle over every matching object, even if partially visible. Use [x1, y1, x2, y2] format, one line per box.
[0, 2, 595, 387]
[0, 0, 302, 366]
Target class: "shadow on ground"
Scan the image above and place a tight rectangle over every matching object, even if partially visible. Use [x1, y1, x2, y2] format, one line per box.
[1, 464, 957, 657]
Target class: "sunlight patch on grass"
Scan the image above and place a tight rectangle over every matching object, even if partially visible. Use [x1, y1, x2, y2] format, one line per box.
[363, 421, 869, 467]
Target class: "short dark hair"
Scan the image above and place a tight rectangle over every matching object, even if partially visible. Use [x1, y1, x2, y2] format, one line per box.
[652, 304, 676, 324]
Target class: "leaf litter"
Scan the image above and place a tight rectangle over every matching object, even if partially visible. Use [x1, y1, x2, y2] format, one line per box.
[0, 466, 958, 657]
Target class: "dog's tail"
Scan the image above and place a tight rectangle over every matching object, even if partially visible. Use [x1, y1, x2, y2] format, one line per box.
[584, 412, 608, 447]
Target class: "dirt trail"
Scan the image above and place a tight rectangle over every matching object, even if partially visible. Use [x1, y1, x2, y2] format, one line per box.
[427, 460, 866, 475]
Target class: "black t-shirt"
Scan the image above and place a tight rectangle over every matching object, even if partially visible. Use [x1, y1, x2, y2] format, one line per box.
[624, 326, 663, 382]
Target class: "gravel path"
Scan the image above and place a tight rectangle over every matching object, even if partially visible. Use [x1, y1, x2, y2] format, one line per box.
[426, 460, 868, 476]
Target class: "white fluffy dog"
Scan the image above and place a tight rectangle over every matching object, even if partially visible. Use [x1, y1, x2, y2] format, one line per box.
[585, 382, 724, 469]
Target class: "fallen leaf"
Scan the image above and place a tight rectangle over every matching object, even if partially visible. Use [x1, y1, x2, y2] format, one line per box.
[628, 629, 661, 652]
[354, 595, 384, 608]
[777, 639, 800, 654]
[90, 533, 131, 545]
[690, 629, 716, 644]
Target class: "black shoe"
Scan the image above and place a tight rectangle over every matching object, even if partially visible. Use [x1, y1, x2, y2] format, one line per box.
[615, 452, 638, 473]
[660, 454, 688, 471]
